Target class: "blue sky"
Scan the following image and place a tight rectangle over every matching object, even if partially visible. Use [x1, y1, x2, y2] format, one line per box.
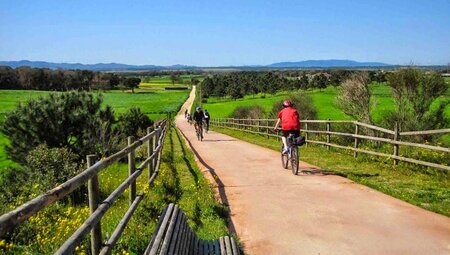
[0, 0, 449, 66]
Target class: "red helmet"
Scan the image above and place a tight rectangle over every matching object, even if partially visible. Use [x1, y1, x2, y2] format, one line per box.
[283, 100, 292, 107]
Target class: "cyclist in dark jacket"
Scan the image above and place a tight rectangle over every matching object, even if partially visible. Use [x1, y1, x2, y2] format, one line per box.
[204, 109, 210, 131]
[193, 106, 205, 130]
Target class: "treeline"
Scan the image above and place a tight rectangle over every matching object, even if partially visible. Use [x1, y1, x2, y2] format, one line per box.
[0, 66, 141, 91]
[201, 70, 387, 99]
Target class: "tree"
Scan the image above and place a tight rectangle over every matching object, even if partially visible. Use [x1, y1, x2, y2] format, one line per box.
[336, 73, 373, 124]
[124, 77, 141, 93]
[311, 73, 328, 91]
[0, 66, 19, 89]
[170, 74, 181, 85]
[118, 107, 153, 138]
[386, 68, 449, 130]
[299, 74, 309, 90]
[1, 92, 116, 163]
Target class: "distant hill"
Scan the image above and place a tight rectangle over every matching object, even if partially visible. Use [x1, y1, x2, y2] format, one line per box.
[268, 59, 391, 68]
[0, 60, 195, 71]
[0, 59, 393, 71]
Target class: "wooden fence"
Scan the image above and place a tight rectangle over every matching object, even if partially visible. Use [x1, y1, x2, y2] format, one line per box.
[210, 118, 450, 171]
[0, 119, 170, 255]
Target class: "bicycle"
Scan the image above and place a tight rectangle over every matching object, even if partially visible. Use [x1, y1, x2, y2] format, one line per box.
[276, 130, 305, 175]
[204, 119, 209, 133]
[195, 122, 203, 141]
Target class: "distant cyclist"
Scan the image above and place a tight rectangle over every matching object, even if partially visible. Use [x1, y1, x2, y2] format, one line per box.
[203, 109, 210, 132]
[273, 100, 300, 154]
[193, 106, 205, 132]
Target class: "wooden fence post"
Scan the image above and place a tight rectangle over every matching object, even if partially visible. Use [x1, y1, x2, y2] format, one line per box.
[354, 123, 359, 157]
[128, 136, 136, 206]
[305, 123, 308, 147]
[87, 155, 101, 255]
[147, 126, 154, 181]
[258, 120, 261, 135]
[393, 122, 399, 165]
[326, 119, 331, 150]
[266, 120, 270, 139]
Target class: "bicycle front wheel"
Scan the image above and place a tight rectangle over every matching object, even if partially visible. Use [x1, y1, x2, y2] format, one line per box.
[281, 145, 288, 169]
[290, 146, 299, 175]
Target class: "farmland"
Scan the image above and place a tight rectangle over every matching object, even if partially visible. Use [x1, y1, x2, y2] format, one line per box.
[202, 81, 450, 123]
[0, 84, 190, 169]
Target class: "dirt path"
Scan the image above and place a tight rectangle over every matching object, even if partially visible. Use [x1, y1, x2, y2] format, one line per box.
[175, 87, 450, 255]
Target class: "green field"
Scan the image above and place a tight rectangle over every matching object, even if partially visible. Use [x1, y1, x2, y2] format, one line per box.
[0, 87, 189, 169]
[140, 75, 204, 88]
[203, 82, 450, 123]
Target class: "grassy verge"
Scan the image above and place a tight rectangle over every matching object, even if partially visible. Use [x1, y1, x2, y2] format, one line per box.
[1, 127, 228, 254]
[211, 126, 450, 217]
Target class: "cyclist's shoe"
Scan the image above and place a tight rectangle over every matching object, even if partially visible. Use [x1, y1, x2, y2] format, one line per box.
[282, 147, 289, 154]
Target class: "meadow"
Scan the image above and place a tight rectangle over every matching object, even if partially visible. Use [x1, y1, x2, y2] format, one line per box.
[202, 82, 450, 123]
[0, 85, 189, 169]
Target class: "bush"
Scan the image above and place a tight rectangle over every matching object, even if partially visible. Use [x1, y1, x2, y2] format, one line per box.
[269, 93, 318, 120]
[0, 145, 82, 210]
[385, 68, 449, 131]
[1, 91, 116, 163]
[25, 145, 79, 190]
[118, 107, 154, 138]
[230, 105, 265, 119]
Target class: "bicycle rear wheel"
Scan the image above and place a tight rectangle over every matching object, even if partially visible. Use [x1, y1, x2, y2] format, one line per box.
[196, 128, 201, 141]
[281, 145, 288, 169]
[290, 146, 299, 175]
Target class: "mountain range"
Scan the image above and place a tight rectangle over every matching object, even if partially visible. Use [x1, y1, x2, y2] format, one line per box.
[0, 59, 393, 71]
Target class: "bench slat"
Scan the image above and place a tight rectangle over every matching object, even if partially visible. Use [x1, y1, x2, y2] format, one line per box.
[148, 203, 175, 255]
[159, 205, 179, 254]
[174, 213, 187, 254]
[145, 205, 169, 254]
[214, 239, 220, 255]
[224, 236, 232, 255]
[147, 204, 239, 255]
[168, 211, 184, 255]
[199, 239, 204, 255]
[231, 237, 239, 255]
[219, 237, 226, 255]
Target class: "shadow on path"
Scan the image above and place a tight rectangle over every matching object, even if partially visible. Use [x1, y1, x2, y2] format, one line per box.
[177, 127, 238, 236]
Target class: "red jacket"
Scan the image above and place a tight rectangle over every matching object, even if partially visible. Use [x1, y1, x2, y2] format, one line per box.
[278, 107, 300, 130]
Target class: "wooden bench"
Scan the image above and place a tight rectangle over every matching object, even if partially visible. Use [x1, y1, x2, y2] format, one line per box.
[144, 203, 240, 255]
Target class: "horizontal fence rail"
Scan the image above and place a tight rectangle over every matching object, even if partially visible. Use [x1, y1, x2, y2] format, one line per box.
[0, 119, 170, 255]
[210, 118, 449, 171]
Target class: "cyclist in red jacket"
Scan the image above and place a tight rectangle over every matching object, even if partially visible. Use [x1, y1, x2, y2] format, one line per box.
[274, 100, 300, 154]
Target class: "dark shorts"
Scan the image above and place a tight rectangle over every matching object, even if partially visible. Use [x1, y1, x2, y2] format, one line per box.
[282, 130, 300, 138]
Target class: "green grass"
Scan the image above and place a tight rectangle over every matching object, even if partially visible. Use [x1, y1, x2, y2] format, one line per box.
[203, 82, 450, 123]
[3, 127, 229, 254]
[211, 126, 450, 217]
[0, 88, 189, 169]
[97, 127, 228, 253]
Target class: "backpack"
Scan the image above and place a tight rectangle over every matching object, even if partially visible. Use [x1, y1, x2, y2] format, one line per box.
[292, 136, 306, 146]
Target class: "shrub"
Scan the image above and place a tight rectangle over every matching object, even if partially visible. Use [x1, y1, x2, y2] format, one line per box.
[25, 145, 79, 190]
[385, 68, 449, 131]
[118, 107, 154, 138]
[269, 93, 318, 120]
[336, 73, 373, 124]
[230, 105, 265, 119]
[1, 91, 116, 163]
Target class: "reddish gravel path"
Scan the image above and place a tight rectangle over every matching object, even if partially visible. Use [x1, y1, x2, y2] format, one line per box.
[175, 87, 450, 255]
